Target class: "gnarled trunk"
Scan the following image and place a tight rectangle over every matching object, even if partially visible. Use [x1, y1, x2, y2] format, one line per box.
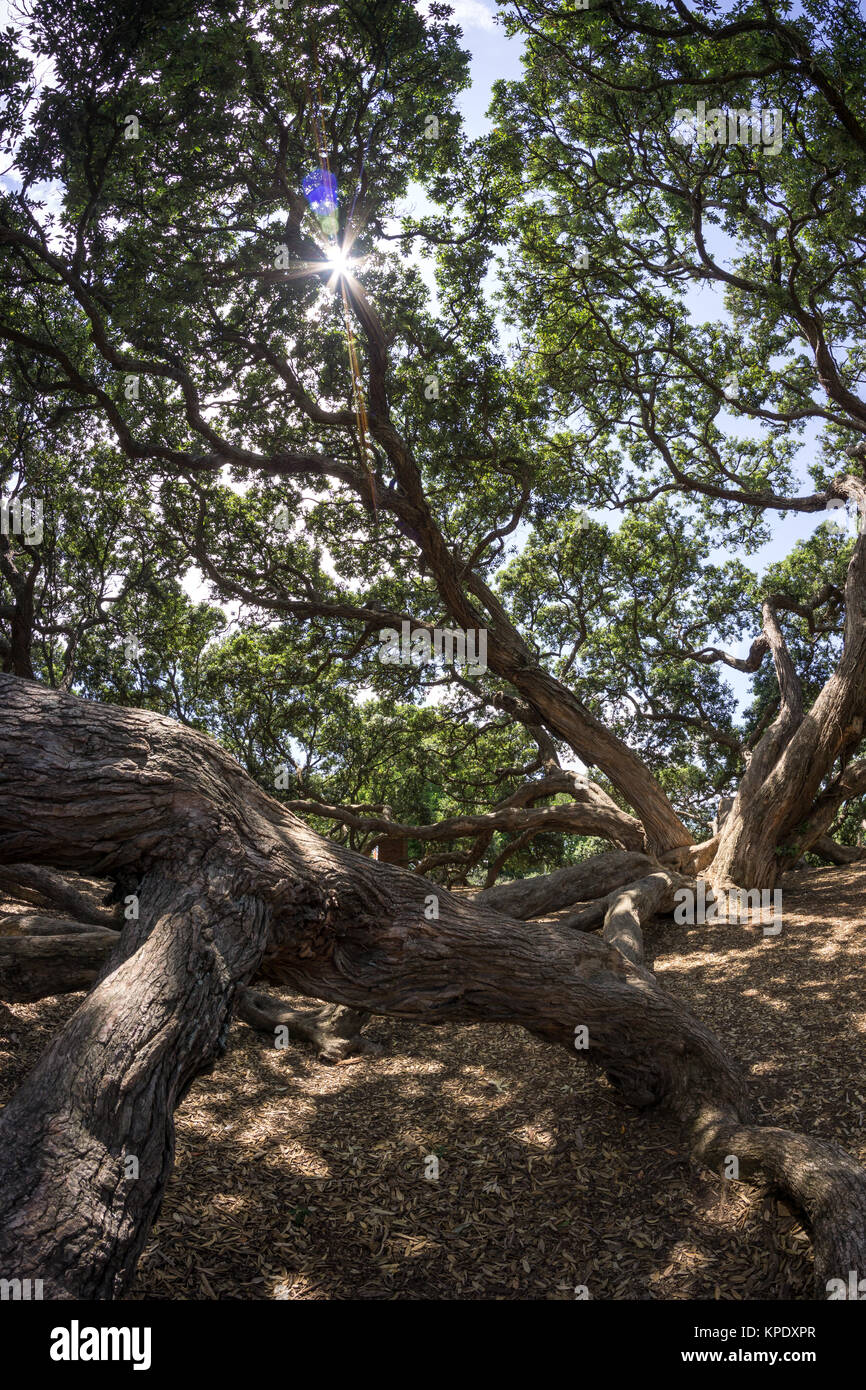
[1, 674, 865, 1299]
[236, 988, 375, 1063]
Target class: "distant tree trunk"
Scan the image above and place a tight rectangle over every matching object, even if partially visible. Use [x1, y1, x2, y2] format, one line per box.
[478, 850, 656, 918]
[0, 540, 39, 679]
[712, 556, 866, 889]
[375, 834, 409, 867]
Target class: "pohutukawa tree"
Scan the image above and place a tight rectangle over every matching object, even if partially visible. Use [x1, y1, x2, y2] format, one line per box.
[1, 0, 865, 1298]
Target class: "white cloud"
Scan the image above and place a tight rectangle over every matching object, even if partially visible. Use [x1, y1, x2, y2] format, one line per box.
[416, 0, 498, 32]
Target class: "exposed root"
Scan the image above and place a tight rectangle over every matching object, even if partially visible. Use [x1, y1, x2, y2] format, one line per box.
[236, 988, 377, 1063]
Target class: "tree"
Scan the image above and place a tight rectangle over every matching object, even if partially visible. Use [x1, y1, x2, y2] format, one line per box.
[487, 0, 866, 885]
[3, 673, 866, 1299]
[0, 0, 692, 855]
[2, 0, 866, 1299]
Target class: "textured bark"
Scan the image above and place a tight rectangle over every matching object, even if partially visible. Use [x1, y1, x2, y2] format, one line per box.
[0, 674, 864, 1300]
[660, 835, 719, 876]
[0, 930, 117, 1002]
[477, 850, 656, 919]
[558, 869, 688, 958]
[236, 988, 375, 1062]
[0, 869, 268, 1297]
[0, 537, 39, 680]
[690, 1104, 866, 1292]
[811, 833, 866, 865]
[599, 871, 689, 965]
[9, 913, 118, 937]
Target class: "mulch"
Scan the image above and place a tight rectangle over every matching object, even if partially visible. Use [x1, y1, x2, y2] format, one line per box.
[0, 864, 863, 1300]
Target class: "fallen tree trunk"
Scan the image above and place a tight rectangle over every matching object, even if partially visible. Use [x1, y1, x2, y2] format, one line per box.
[0, 675, 864, 1299]
[559, 869, 687, 963]
[812, 833, 866, 865]
[0, 930, 119, 1002]
[477, 850, 656, 919]
[6, 912, 119, 937]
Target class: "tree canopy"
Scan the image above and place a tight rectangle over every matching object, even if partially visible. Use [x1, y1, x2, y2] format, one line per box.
[3, 0, 866, 890]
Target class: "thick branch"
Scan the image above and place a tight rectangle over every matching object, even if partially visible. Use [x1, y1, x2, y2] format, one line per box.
[477, 849, 657, 919]
[0, 863, 118, 928]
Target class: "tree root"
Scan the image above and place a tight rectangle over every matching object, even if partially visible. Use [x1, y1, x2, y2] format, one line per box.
[236, 987, 377, 1063]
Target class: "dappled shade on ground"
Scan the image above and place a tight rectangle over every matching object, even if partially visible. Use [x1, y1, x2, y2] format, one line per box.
[0, 865, 862, 1300]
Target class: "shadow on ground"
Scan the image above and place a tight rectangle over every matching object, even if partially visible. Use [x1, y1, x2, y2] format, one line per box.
[1, 864, 863, 1299]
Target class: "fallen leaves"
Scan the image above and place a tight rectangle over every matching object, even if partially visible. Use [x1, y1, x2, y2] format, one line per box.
[1, 865, 864, 1300]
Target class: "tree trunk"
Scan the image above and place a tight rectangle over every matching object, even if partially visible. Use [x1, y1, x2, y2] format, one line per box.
[1, 674, 865, 1298]
[351, 413, 693, 856]
[713, 538, 866, 888]
[477, 850, 656, 918]
[0, 869, 268, 1297]
[506, 665, 693, 854]
[0, 929, 118, 1002]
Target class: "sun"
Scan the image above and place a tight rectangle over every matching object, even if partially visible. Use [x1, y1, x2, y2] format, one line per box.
[325, 244, 353, 275]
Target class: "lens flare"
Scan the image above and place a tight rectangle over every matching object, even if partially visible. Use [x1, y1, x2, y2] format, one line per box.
[326, 245, 353, 275]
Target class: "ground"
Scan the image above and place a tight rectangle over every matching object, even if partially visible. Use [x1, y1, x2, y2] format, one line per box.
[1, 864, 864, 1300]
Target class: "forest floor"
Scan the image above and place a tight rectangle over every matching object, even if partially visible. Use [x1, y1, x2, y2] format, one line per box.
[1, 863, 864, 1300]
